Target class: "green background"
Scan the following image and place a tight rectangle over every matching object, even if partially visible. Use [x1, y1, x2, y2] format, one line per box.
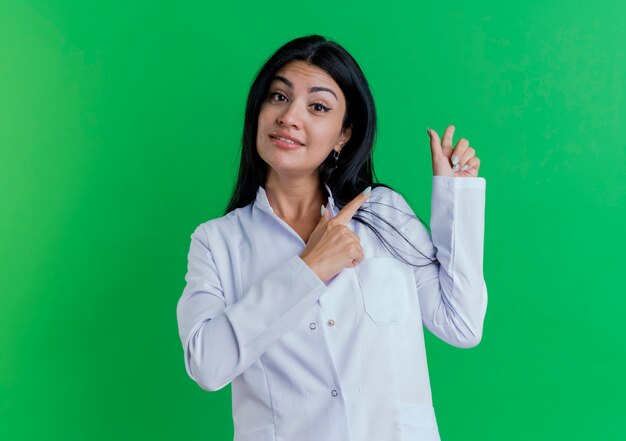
[1, 0, 624, 439]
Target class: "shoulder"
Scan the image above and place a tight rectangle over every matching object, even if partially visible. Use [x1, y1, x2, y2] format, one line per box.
[191, 204, 253, 244]
[369, 184, 395, 201]
[366, 185, 413, 213]
[358, 184, 434, 257]
[357, 185, 419, 230]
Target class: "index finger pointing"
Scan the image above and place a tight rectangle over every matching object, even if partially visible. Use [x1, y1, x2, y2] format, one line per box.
[332, 186, 371, 224]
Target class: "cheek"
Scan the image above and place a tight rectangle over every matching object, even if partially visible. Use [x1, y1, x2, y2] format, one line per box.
[311, 120, 342, 146]
[256, 110, 270, 142]
[257, 104, 271, 127]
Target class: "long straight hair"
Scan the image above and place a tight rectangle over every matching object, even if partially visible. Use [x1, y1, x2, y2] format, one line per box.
[225, 35, 434, 267]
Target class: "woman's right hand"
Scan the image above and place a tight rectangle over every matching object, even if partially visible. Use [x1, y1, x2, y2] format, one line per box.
[299, 187, 371, 282]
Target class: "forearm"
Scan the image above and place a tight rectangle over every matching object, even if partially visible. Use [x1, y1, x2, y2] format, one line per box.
[406, 176, 487, 347]
[178, 253, 328, 391]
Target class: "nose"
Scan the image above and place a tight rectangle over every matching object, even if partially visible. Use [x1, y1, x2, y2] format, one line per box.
[277, 101, 302, 129]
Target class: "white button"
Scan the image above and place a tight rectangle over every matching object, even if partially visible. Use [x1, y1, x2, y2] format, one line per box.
[331, 389, 338, 397]
[327, 319, 335, 327]
[309, 322, 317, 330]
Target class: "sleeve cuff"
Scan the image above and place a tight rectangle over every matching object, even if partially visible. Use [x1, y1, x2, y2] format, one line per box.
[433, 175, 486, 190]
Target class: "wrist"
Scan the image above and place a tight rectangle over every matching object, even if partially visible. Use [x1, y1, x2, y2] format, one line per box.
[300, 254, 324, 282]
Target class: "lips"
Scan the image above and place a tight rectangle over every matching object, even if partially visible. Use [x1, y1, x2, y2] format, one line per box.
[269, 133, 304, 146]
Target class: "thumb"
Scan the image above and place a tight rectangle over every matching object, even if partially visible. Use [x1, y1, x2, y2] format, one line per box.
[427, 127, 443, 158]
[307, 204, 330, 246]
[313, 203, 330, 229]
[320, 203, 331, 224]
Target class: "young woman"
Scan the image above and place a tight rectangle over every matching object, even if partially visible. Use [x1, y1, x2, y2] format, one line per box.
[177, 34, 487, 441]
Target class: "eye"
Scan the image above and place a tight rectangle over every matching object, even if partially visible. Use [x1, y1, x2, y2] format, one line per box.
[268, 92, 287, 102]
[311, 102, 331, 113]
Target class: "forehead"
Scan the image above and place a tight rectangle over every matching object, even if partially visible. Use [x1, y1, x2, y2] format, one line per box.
[273, 60, 339, 89]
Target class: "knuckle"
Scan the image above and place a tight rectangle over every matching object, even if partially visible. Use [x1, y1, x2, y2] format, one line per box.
[338, 225, 350, 234]
[334, 226, 349, 238]
[329, 221, 345, 232]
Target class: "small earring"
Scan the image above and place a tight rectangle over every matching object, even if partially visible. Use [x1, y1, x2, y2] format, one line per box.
[333, 150, 340, 169]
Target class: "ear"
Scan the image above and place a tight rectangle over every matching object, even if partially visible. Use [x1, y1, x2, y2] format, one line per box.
[336, 124, 352, 151]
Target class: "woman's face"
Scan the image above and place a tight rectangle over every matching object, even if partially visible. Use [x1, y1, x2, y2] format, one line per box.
[256, 60, 352, 179]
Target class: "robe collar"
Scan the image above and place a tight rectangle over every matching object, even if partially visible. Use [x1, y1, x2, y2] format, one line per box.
[254, 181, 337, 217]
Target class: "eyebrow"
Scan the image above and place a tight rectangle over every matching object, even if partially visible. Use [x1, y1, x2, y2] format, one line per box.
[271, 75, 338, 101]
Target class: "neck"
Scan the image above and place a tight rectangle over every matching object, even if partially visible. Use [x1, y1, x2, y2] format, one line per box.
[264, 170, 325, 221]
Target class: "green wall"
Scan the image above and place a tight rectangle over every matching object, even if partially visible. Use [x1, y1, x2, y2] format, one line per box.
[1, 0, 624, 439]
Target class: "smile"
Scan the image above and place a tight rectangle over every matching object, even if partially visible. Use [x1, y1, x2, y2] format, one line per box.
[271, 135, 303, 145]
[269, 135, 304, 149]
